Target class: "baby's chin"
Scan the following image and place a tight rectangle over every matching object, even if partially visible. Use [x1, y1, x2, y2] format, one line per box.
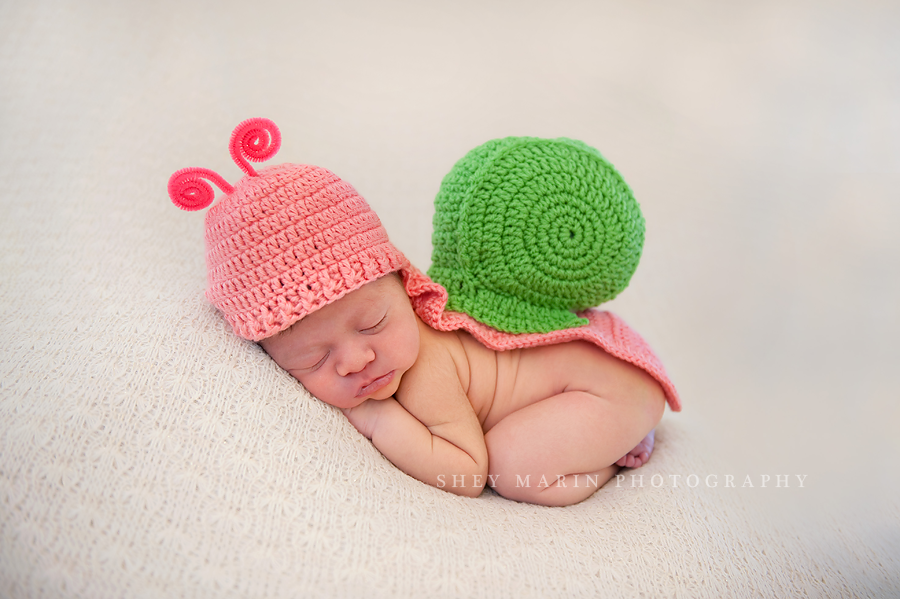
[324, 384, 398, 410]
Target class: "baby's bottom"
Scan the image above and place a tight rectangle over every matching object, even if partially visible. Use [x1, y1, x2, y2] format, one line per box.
[484, 389, 664, 507]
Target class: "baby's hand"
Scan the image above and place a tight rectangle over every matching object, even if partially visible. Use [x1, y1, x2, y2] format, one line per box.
[341, 400, 386, 439]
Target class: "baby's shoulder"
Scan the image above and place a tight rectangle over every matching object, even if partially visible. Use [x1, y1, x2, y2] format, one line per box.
[414, 318, 468, 364]
[395, 321, 478, 424]
[400, 320, 470, 396]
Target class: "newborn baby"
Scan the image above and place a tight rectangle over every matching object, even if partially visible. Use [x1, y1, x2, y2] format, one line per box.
[169, 118, 680, 507]
[260, 273, 664, 506]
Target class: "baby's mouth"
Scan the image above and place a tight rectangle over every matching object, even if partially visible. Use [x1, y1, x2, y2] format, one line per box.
[356, 371, 395, 398]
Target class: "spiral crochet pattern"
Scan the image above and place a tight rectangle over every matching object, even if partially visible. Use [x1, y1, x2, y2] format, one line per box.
[429, 137, 645, 334]
[168, 119, 408, 341]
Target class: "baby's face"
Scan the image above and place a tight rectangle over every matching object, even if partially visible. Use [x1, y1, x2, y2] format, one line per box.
[259, 274, 420, 409]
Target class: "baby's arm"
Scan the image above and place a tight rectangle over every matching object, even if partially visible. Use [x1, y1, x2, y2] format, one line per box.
[343, 331, 488, 497]
[343, 394, 487, 497]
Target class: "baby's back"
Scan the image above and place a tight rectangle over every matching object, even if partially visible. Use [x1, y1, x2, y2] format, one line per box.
[444, 328, 658, 433]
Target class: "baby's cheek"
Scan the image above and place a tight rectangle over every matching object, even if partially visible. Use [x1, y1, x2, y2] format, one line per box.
[291, 372, 323, 399]
[301, 375, 355, 409]
[400, 323, 421, 368]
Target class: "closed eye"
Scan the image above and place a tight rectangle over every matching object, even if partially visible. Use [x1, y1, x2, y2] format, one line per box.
[301, 352, 329, 371]
[361, 315, 387, 334]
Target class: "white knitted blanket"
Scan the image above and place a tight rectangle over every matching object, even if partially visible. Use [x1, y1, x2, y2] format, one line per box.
[2, 1, 898, 597]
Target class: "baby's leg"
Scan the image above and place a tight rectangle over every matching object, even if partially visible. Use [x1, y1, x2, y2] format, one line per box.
[485, 389, 664, 507]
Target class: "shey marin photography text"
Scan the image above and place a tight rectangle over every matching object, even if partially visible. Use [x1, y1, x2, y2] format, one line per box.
[434, 473, 809, 491]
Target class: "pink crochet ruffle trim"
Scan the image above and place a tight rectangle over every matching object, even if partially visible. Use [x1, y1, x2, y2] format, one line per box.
[399, 263, 682, 412]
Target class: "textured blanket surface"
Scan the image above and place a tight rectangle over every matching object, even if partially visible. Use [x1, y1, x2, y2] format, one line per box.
[2, 1, 899, 597]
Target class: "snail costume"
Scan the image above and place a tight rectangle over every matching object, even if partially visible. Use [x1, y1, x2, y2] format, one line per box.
[169, 118, 681, 412]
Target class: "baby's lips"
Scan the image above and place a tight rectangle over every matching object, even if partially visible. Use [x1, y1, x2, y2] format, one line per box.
[356, 371, 395, 398]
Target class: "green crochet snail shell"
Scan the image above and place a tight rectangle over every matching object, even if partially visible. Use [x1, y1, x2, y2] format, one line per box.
[428, 136, 645, 334]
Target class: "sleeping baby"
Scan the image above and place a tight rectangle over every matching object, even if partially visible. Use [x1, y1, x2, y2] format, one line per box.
[169, 118, 681, 507]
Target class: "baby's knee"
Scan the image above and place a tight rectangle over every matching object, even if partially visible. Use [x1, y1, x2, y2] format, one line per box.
[485, 439, 523, 498]
[486, 462, 539, 504]
[484, 438, 548, 503]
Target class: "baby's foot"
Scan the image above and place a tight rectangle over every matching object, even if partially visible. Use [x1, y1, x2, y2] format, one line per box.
[615, 430, 655, 469]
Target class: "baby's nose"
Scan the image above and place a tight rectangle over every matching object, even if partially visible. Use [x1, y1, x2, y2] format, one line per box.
[337, 344, 375, 377]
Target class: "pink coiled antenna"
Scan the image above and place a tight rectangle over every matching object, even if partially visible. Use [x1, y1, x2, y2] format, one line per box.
[168, 117, 282, 211]
[229, 117, 282, 177]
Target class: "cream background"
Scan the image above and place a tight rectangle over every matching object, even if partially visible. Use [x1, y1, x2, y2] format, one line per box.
[2, 0, 898, 597]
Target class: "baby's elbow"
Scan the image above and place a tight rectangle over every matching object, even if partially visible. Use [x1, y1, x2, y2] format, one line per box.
[460, 468, 489, 498]
[457, 482, 486, 499]
[448, 462, 488, 498]
[435, 469, 486, 498]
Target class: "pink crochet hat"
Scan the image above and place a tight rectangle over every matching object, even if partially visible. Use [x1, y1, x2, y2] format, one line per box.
[168, 118, 408, 341]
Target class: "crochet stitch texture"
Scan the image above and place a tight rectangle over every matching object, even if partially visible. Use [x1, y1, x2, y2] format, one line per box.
[429, 136, 645, 334]
[168, 118, 407, 341]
